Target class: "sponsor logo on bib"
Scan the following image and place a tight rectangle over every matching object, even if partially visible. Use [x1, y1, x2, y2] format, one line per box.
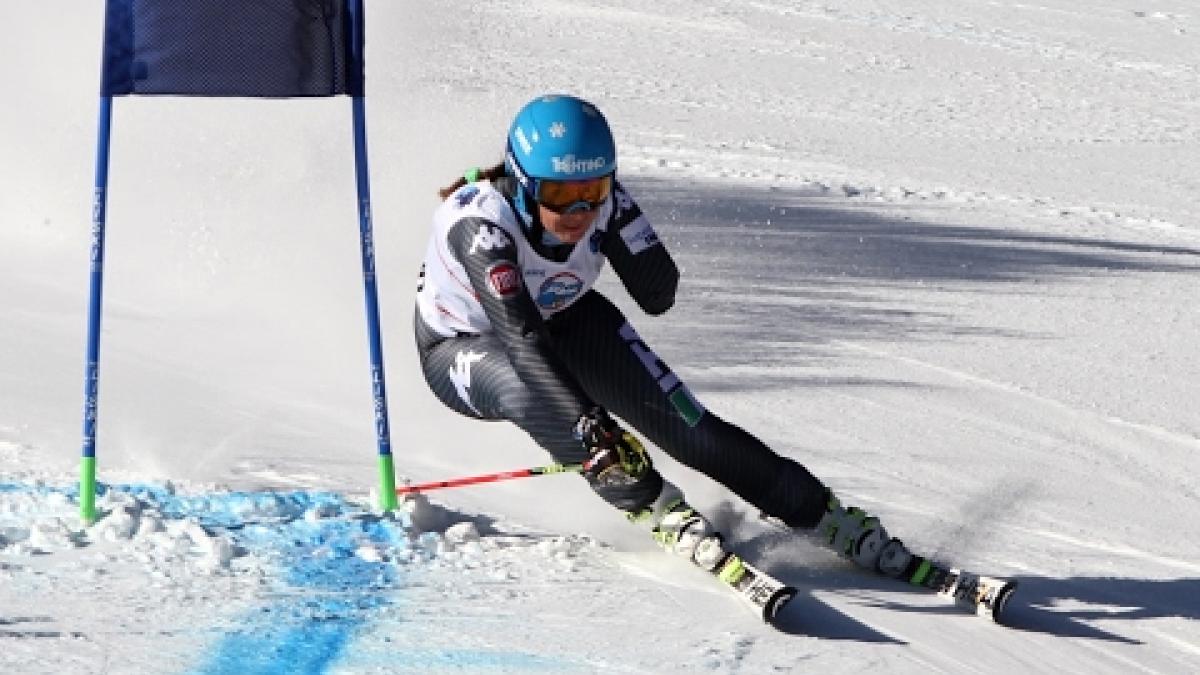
[536, 271, 584, 310]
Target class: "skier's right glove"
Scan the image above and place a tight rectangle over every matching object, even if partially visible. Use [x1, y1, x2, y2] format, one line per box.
[574, 407, 651, 487]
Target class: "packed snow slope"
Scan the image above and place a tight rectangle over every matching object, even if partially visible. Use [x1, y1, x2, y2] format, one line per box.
[2, 1, 1199, 673]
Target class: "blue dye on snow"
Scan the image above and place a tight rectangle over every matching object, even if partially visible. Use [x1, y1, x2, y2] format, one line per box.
[0, 481, 52, 494]
[122, 487, 406, 675]
[2, 481, 577, 673]
[0, 480, 399, 674]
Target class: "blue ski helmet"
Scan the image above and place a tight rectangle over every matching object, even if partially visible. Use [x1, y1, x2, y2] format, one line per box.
[505, 95, 617, 197]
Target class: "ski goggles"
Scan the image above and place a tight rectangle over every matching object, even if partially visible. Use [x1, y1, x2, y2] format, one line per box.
[532, 175, 613, 214]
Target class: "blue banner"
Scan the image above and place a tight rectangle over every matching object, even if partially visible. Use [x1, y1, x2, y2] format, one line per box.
[100, 0, 360, 97]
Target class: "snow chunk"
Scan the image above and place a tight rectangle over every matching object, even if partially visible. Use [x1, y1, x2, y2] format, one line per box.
[0, 525, 30, 549]
[304, 502, 340, 522]
[136, 512, 164, 538]
[197, 534, 235, 572]
[444, 521, 481, 545]
[29, 518, 78, 550]
[355, 544, 385, 563]
[90, 506, 139, 542]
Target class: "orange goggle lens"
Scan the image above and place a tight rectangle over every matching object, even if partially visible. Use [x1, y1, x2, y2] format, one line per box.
[534, 175, 613, 212]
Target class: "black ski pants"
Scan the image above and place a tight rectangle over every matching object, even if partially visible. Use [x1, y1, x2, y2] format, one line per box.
[415, 291, 828, 527]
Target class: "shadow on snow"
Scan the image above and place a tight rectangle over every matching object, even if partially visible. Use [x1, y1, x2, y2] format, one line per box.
[617, 175, 1200, 379]
[765, 550, 1198, 644]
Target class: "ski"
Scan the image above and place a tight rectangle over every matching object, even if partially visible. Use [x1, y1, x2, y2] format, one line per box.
[760, 513, 1016, 623]
[715, 552, 798, 623]
[909, 559, 1017, 622]
[693, 536, 797, 623]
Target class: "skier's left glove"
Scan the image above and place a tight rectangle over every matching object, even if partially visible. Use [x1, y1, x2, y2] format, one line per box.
[574, 407, 651, 487]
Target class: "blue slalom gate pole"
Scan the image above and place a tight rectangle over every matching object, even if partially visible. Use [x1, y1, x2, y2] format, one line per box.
[80, 95, 114, 524]
[348, 0, 397, 511]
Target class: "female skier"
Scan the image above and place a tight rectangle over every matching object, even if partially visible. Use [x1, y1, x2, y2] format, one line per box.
[413, 94, 917, 581]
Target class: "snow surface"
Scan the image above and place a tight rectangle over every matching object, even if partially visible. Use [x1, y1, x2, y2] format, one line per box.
[3, 1, 1199, 672]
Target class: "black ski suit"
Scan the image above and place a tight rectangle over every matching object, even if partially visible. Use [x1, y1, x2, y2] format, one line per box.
[414, 177, 827, 526]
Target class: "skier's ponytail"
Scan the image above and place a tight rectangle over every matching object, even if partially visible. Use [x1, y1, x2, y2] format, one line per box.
[438, 162, 507, 201]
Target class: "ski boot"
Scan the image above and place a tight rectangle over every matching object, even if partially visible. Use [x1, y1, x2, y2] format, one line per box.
[630, 481, 796, 622]
[626, 481, 719, 565]
[814, 491, 914, 577]
[812, 493, 1016, 621]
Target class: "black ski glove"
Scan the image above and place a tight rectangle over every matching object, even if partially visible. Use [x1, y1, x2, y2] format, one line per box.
[574, 407, 651, 487]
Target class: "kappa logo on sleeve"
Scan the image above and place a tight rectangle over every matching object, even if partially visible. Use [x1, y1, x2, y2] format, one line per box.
[613, 186, 634, 216]
[485, 261, 523, 299]
[469, 225, 514, 255]
[610, 185, 645, 230]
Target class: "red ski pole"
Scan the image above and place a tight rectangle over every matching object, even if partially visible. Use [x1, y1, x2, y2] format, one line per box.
[395, 462, 584, 495]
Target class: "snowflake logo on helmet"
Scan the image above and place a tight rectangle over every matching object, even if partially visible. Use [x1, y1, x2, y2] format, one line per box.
[549, 122, 567, 138]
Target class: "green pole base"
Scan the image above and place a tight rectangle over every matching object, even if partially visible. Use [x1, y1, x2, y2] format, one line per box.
[377, 454, 397, 512]
[79, 456, 98, 524]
